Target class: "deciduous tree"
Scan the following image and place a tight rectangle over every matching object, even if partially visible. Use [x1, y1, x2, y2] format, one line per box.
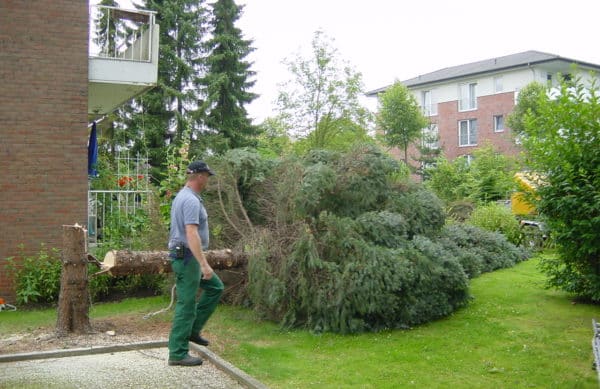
[276, 30, 371, 151]
[376, 81, 428, 164]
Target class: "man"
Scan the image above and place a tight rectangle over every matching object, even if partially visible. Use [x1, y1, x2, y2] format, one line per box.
[167, 161, 224, 366]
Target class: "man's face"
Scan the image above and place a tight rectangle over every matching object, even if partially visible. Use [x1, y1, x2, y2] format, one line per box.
[196, 171, 211, 190]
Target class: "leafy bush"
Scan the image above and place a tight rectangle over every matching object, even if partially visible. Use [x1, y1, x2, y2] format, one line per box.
[470, 145, 518, 202]
[425, 157, 474, 203]
[447, 200, 476, 222]
[426, 145, 517, 204]
[468, 203, 522, 245]
[6, 244, 61, 305]
[5, 243, 164, 306]
[517, 77, 600, 301]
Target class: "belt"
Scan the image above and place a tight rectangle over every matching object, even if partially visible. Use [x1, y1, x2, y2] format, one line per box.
[169, 247, 194, 265]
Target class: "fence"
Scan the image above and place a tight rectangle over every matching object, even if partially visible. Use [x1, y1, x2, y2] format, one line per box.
[88, 152, 152, 245]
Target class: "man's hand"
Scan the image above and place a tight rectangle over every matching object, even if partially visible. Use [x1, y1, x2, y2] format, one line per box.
[201, 263, 214, 280]
[186, 224, 213, 280]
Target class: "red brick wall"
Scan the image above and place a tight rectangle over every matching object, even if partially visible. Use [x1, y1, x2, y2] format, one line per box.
[399, 91, 520, 180]
[0, 1, 89, 302]
[437, 91, 519, 160]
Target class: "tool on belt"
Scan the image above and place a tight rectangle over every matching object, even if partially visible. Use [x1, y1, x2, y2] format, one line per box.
[171, 243, 192, 265]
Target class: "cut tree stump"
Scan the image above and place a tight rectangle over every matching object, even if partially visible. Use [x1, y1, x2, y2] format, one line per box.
[100, 249, 247, 277]
[56, 224, 92, 335]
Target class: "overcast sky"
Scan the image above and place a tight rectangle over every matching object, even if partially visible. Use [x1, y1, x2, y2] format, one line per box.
[111, 0, 600, 123]
[236, 0, 600, 123]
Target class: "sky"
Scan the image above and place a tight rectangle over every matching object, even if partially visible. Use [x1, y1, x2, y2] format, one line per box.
[235, 0, 600, 123]
[108, 0, 600, 123]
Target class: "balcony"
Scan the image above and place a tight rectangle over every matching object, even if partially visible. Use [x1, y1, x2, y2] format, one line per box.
[88, 5, 159, 115]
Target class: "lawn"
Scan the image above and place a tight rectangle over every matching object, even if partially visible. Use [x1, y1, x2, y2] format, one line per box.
[1, 255, 599, 388]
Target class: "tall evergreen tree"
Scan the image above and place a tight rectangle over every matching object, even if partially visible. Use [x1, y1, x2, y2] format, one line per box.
[199, 0, 258, 154]
[117, 0, 209, 180]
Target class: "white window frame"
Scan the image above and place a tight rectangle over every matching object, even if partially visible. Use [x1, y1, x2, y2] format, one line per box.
[494, 114, 504, 132]
[421, 90, 438, 116]
[459, 82, 477, 111]
[422, 124, 439, 149]
[458, 119, 477, 147]
[494, 76, 503, 93]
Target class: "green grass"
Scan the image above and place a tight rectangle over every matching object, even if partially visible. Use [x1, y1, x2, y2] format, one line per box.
[2, 255, 599, 388]
[204, 256, 600, 388]
[0, 295, 171, 333]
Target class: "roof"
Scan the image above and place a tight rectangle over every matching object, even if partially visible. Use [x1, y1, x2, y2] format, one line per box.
[366, 50, 600, 96]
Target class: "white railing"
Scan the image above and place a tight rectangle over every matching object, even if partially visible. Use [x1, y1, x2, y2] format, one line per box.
[89, 5, 157, 62]
[87, 152, 152, 244]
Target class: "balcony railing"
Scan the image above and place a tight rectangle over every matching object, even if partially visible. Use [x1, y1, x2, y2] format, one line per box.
[89, 5, 157, 62]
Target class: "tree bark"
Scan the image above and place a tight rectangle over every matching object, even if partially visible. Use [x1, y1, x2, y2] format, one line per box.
[100, 249, 247, 277]
[56, 224, 92, 335]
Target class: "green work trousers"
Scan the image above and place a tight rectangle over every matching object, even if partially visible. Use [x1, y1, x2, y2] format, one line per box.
[168, 255, 224, 360]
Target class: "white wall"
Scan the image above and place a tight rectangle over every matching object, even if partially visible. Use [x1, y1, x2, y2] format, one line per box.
[408, 61, 599, 107]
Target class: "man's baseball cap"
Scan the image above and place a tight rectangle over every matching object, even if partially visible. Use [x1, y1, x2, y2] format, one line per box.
[186, 161, 215, 176]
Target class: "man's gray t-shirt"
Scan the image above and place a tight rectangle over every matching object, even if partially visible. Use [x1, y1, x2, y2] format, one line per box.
[168, 186, 209, 251]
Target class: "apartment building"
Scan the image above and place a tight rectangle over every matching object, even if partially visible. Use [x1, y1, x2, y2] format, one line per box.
[368, 50, 600, 165]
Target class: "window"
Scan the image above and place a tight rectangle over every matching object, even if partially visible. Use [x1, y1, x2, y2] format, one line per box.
[463, 154, 475, 165]
[421, 90, 438, 116]
[422, 124, 439, 149]
[494, 115, 504, 132]
[494, 76, 503, 93]
[459, 119, 477, 146]
[459, 82, 477, 111]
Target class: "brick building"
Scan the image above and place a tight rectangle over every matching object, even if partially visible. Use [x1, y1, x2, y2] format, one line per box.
[0, 1, 89, 302]
[368, 51, 600, 167]
[0, 2, 158, 302]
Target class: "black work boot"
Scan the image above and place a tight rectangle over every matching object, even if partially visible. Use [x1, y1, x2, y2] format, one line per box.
[189, 334, 210, 346]
[168, 354, 203, 366]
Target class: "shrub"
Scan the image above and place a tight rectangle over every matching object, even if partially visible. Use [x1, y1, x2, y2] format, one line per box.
[447, 200, 476, 222]
[517, 77, 600, 301]
[388, 184, 446, 238]
[249, 212, 470, 333]
[439, 224, 530, 278]
[6, 244, 61, 305]
[470, 145, 518, 202]
[425, 145, 518, 204]
[425, 157, 475, 203]
[468, 203, 522, 245]
[355, 211, 408, 248]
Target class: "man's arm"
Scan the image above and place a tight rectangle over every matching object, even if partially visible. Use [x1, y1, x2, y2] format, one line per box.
[185, 224, 214, 280]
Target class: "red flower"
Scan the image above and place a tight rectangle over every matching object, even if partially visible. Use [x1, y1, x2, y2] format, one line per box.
[117, 176, 133, 187]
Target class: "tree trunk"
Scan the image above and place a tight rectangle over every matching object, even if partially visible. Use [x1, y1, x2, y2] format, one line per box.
[56, 224, 92, 335]
[100, 249, 247, 277]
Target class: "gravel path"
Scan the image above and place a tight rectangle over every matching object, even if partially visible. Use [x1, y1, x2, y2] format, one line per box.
[1, 347, 244, 389]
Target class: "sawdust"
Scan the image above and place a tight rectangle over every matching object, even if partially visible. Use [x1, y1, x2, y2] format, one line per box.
[0, 315, 172, 355]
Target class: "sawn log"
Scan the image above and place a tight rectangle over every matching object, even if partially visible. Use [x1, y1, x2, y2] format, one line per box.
[100, 249, 247, 277]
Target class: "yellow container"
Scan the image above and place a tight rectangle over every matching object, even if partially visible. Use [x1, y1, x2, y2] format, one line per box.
[511, 172, 538, 216]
